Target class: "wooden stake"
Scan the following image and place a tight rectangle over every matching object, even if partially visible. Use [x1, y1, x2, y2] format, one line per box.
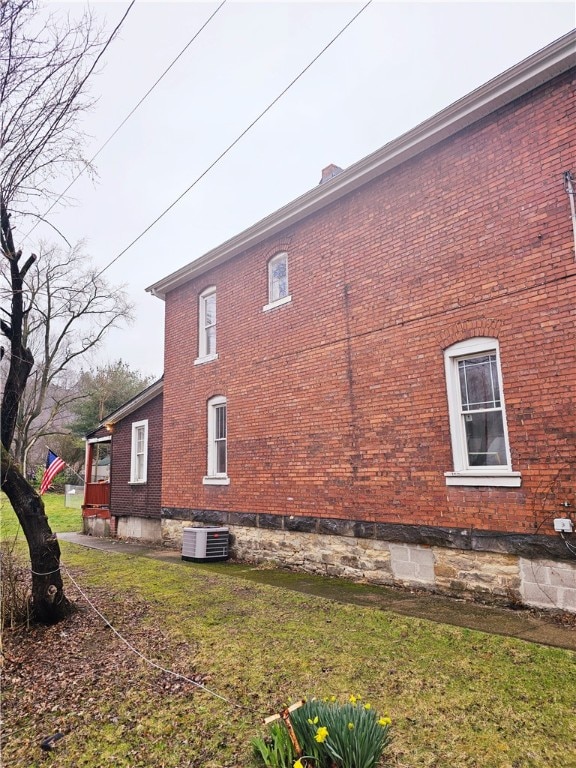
[264, 700, 305, 756]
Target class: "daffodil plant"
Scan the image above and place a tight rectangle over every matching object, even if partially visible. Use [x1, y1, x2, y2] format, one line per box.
[252, 697, 391, 768]
[252, 721, 296, 768]
[289, 696, 392, 768]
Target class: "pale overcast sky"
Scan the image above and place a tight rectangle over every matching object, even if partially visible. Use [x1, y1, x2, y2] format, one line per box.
[26, 1, 576, 379]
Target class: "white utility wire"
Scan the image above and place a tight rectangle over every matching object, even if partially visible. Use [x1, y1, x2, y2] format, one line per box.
[62, 563, 247, 710]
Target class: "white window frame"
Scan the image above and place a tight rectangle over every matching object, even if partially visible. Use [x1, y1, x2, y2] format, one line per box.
[195, 286, 218, 365]
[203, 395, 230, 485]
[263, 252, 291, 312]
[444, 338, 521, 487]
[130, 419, 148, 484]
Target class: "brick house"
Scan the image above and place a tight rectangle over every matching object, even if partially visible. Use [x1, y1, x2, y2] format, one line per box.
[143, 32, 576, 611]
[82, 379, 163, 539]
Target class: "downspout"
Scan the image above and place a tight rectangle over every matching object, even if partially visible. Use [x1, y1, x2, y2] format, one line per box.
[563, 171, 576, 260]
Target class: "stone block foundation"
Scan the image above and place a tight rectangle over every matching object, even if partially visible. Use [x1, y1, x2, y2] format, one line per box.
[159, 517, 576, 613]
[519, 558, 576, 612]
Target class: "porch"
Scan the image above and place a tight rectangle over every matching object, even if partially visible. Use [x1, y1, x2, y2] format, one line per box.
[82, 435, 112, 534]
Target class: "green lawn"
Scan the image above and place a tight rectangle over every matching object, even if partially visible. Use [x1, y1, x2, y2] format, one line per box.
[1, 491, 82, 541]
[2, 495, 575, 767]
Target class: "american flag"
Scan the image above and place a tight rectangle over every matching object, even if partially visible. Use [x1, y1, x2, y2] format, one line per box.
[40, 450, 67, 495]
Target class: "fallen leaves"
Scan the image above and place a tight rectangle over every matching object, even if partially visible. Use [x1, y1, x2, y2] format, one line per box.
[2, 577, 210, 767]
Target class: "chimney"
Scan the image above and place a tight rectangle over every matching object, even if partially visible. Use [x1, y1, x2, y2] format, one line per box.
[319, 164, 343, 185]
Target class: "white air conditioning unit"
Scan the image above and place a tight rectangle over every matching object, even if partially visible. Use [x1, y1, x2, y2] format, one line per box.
[182, 527, 229, 562]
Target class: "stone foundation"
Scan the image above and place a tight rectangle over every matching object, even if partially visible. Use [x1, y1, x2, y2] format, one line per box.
[107, 514, 576, 612]
[519, 558, 576, 612]
[433, 549, 520, 600]
[159, 517, 576, 612]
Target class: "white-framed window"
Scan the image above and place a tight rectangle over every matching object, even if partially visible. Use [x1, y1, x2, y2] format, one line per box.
[130, 420, 148, 483]
[203, 395, 229, 485]
[444, 338, 521, 487]
[195, 286, 217, 364]
[263, 252, 291, 311]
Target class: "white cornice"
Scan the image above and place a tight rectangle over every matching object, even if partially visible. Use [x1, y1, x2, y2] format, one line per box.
[147, 30, 576, 301]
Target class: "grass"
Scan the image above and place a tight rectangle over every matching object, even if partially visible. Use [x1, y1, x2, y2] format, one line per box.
[1, 491, 82, 541]
[2, 495, 576, 767]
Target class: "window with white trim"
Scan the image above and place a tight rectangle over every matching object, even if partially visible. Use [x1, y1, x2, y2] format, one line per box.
[130, 420, 148, 483]
[264, 252, 291, 311]
[203, 396, 229, 485]
[444, 338, 521, 487]
[196, 286, 217, 363]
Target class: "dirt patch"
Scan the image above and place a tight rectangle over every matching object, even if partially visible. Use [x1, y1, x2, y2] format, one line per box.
[1, 583, 206, 767]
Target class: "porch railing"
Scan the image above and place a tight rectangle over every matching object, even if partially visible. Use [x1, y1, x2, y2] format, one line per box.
[83, 482, 110, 508]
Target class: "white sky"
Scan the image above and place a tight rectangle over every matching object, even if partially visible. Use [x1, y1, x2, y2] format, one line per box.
[26, 1, 576, 379]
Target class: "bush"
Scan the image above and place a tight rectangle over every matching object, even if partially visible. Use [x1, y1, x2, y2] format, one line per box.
[0, 542, 31, 630]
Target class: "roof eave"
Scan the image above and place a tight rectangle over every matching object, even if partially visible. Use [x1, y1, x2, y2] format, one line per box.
[95, 378, 164, 431]
[147, 30, 576, 301]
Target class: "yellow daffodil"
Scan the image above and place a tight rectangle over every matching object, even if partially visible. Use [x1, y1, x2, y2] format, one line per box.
[315, 726, 329, 743]
[348, 722, 355, 730]
[349, 695, 357, 704]
[364, 703, 372, 710]
[378, 717, 392, 727]
[294, 760, 305, 768]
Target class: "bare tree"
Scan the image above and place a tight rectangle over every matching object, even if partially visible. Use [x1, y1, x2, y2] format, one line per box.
[2, 243, 133, 474]
[1, 0, 129, 623]
[0, 202, 72, 624]
[0, 0, 103, 216]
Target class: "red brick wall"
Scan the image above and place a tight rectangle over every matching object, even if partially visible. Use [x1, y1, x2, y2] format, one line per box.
[110, 394, 163, 518]
[162, 70, 576, 537]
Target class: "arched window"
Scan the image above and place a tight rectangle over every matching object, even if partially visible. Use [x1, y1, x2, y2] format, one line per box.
[196, 286, 217, 363]
[265, 252, 290, 309]
[444, 338, 520, 487]
[203, 395, 229, 485]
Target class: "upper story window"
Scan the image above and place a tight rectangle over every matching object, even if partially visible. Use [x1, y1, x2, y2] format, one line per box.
[444, 338, 521, 487]
[263, 252, 291, 311]
[130, 420, 148, 483]
[196, 286, 218, 364]
[203, 395, 229, 485]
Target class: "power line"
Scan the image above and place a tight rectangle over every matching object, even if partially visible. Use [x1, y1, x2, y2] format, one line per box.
[25, 0, 227, 242]
[95, 0, 373, 279]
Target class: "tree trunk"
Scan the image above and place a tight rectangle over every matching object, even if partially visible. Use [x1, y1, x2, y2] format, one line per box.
[1, 446, 73, 624]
